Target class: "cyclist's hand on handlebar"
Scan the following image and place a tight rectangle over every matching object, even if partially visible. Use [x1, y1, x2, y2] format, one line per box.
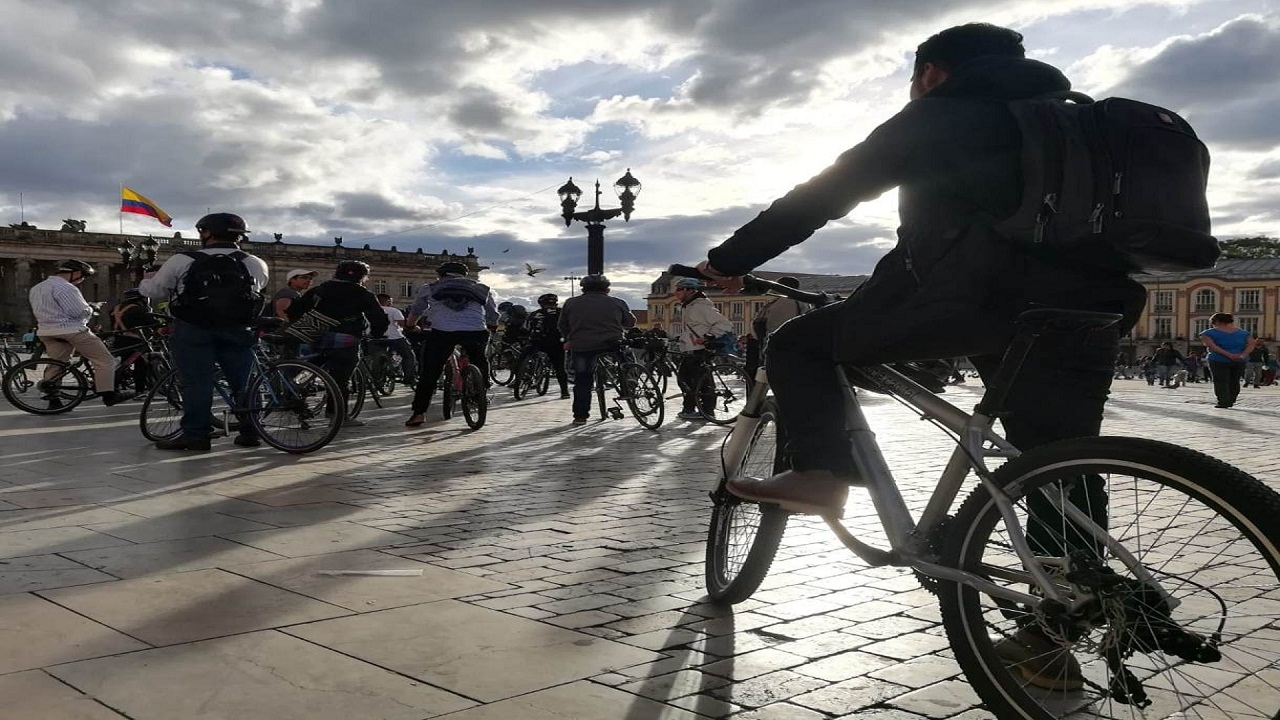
[695, 260, 743, 294]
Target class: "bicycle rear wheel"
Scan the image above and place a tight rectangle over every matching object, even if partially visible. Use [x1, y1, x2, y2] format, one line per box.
[247, 361, 343, 454]
[938, 436, 1280, 719]
[2, 358, 88, 415]
[490, 348, 517, 386]
[620, 362, 665, 430]
[533, 353, 551, 396]
[697, 362, 750, 425]
[461, 365, 487, 429]
[594, 355, 618, 420]
[512, 354, 536, 401]
[346, 370, 367, 419]
[440, 367, 455, 419]
[139, 369, 183, 441]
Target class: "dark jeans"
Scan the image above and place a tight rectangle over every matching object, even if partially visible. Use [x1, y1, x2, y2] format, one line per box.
[678, 351, 714, 413]
[570, 350, 604, 420]
[412, 329, 490, 414]
[1209, 360, 1245, 407]
[519, 339, 568, 393]
[318, 346, 359, 403]
[168, 320, 256, 441]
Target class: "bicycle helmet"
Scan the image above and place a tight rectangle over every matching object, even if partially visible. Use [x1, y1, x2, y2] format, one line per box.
[56, 259, 95, 276]
[195, 213, 250, 238]
[120, 288, 146, 303]
[672, 277, 700, 290]
[580, 274, 610, 291]
[537, 293, 558, 307]
[437, 261, 468, 277]
[335, 260, 371, 281]
[498, 301, 513, 312]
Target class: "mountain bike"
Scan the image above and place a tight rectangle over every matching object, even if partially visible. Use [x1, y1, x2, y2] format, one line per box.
[676, 341, 751, 425]
[139, 325, 344, 454]
[591, 344, 665, 430]
[673, 265, 1280, 720]
[512, 347, 552, 401]
[439, 345, 487, 429]
[486, 336, 523, 386]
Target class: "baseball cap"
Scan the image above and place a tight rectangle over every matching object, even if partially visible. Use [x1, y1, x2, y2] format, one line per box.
[286, 269, 317, 281]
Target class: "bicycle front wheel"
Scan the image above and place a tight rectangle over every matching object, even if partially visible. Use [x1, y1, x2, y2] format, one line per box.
[248, 361, 343, 454]
[697, 362, 751, 425]
[440, 368, 455, 419]
[490, 349, 517, 386]
[139, 369, 183, 441]
[620, 362, 664, 430]
[461, 365, 487, 429]
[938, 436, 1280, 720]
[346, 370, 367, 419]
[705, 399, 789, 604]
[2, 358, 88, 415]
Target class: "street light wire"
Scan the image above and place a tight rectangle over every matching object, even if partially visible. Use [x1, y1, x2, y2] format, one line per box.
[352, 182, 562, 243]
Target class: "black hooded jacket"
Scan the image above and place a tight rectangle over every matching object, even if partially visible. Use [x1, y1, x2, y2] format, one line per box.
[707, 56, 1073, 276]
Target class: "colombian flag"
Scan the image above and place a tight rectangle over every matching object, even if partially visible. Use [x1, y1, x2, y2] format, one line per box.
[120, 186, 173, 227]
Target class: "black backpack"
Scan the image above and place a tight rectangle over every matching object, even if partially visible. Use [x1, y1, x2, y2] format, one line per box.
[169, 251, 263, 327]
[994, 92, 1220, 273]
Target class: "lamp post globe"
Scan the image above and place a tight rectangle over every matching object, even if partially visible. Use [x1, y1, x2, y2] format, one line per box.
[557, 169, 640, 276]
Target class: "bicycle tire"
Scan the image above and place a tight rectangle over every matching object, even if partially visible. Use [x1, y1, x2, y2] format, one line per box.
[490, 348, 517, 386]
[1, 349, 22, 372]
[594, 355, 617, 420]
[512, 354, 535, 401]
[461, 365, 487, 429]
[139, 369, 184, 441]
[346, 370, 367, 420]
[440, 367, 455, 419]
[705, 399, 789, 604]
[620, 362, 665, 430]
[937, 436, 1280, 720]
[697, 361, 751, 425]
[375, 354, 398, 396]
[533, 353, 551, 396]
[247, 360, 343, 454]
[2, 358, 88, 415]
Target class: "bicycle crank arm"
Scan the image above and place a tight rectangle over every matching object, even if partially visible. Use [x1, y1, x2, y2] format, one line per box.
[824, 517, 898, 567]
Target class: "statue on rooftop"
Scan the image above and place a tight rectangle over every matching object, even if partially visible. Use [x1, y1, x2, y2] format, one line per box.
[60, 219, 86, 232]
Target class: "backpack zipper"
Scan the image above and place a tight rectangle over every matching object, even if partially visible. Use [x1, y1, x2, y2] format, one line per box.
[1034, 193, 1057, 243]
[1112, 172, 1124, 218]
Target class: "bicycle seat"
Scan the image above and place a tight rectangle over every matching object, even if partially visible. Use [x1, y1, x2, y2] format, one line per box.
[1016, 308, 1123, 333]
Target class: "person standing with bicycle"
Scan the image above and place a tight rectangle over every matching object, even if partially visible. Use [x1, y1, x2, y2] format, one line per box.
[518, 293, 570, 399]
[672, 277, 734, 421]
[140, 213, 269, 451]
[403, 261, 497, 427]
[287, 261, 389, 428]
[559, 275, 635, 425]
[376, 292, 417, 387]
[28, 259, 134, 407]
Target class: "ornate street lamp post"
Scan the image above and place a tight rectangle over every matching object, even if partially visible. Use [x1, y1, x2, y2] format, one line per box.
[116, 235, 160, 285]
[558, 169, 641, 276]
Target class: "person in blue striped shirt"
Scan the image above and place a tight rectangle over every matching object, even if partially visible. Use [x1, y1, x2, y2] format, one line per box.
[28, 259, 133, 406]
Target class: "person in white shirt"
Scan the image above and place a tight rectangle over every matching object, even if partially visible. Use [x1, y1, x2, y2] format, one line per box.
[376, 293, 417, 385]
[28, 259, 133, 406]
[673, 277, 734, 420]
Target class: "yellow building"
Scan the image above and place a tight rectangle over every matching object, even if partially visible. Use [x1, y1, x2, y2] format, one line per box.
[646, 271, 868, 338]
[1130, 259, 1280, 357]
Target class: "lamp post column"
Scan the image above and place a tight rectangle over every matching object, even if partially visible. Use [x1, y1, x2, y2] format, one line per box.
[586, 225, 606, 277]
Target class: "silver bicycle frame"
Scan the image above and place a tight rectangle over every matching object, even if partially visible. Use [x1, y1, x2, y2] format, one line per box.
[721, 363, 1144, 608]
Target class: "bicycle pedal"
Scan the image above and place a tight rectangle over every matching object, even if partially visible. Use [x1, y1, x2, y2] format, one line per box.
[608, 408, 625, 420]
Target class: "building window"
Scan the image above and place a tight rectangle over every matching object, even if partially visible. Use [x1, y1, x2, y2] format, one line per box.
[1239, 317, 1261, 336]
[1193, 288, 1217, 313]
[401, 281, 415, 298]
[752, 301, 765, 317]
[733, 321, 744, 336]
[731, 302, 743, 320]
[1192, 318, 1212, 337]
[1151, 290, 1173, 313]
[1238, 288, 1262, 313]
[1153, 317, 1172, 338]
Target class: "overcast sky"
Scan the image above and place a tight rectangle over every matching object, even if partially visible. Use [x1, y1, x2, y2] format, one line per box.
[1, 0, 1277, 307]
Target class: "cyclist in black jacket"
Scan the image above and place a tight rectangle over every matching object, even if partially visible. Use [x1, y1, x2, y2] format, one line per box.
[519, 294, 569, 398]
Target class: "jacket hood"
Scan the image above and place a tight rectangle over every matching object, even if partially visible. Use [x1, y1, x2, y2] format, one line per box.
[926, 55, 1071, 101]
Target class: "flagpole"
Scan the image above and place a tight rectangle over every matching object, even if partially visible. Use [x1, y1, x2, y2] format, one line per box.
[119, 182, 123, 235]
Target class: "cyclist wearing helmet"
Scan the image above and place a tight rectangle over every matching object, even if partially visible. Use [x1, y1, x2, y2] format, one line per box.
[287, 260, 390, 426]
[29, 259, 133, 407]
[403, 261, 498, 426]
[518, 293, 569, 398]
[559, 275, 636, 424]
[140, 212, 270, 450]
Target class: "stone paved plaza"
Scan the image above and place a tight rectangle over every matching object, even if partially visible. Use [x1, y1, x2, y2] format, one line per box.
[0, 376, 1274, 719]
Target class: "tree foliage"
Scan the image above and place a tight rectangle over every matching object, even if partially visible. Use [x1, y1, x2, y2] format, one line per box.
[1219, 236, 1280, 259]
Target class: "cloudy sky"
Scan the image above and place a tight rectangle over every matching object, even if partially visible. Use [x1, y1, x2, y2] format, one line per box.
[2, 0, 1277, 308]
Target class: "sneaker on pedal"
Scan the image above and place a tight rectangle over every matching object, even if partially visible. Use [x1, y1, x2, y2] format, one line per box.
[101, 390, 136, 407]
[676, 410, 703, 420]
[994, 627, 1084, 691]
[233, 434, 261, 448]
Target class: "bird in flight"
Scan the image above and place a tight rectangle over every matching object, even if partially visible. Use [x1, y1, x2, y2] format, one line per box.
[524, 263, 545, 277]
[502, 248, 510, 253]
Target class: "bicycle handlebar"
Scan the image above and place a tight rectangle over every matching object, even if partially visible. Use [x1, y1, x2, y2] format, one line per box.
[667, 263, 840, 308]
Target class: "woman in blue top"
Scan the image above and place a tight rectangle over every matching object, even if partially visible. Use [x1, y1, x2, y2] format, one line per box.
[1199, 312, 1256, 408]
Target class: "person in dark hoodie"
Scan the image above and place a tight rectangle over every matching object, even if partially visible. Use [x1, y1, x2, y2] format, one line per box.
[287, 260, 390, 427]
[694, 24, 1146, 689]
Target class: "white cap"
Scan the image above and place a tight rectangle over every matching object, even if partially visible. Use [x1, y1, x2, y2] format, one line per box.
[286, 269, 317, 281]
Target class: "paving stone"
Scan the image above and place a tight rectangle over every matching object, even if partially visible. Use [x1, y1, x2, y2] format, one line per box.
[790, 675, 909, 715]
[0, 525, 133, 559]
[440, 680, 704, 719]
[792, 650, 898, 682]
[708, 669, 827, 709]
[616, 668, 731, 700]
[0, 554, 115, 595]
[887, 679, 983, 717]
[0, 670, 127, 719]
[60, 536, 283, 578]
[223, 521, 416, 557]
[733, 703, 830, 720]
[0, 593, 147, 674]
[700, 647, 809, 681]
[868, 654, 962, 688]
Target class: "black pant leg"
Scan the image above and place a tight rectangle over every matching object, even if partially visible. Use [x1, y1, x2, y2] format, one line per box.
[411, 332, 459, 414]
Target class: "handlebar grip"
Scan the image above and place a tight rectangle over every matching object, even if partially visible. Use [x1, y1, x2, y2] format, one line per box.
[667, 263, 709, 279]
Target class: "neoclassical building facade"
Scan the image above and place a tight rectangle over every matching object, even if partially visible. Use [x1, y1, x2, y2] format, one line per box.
[0, 226, 484, 328]
[1129, 258, 1280, 356]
